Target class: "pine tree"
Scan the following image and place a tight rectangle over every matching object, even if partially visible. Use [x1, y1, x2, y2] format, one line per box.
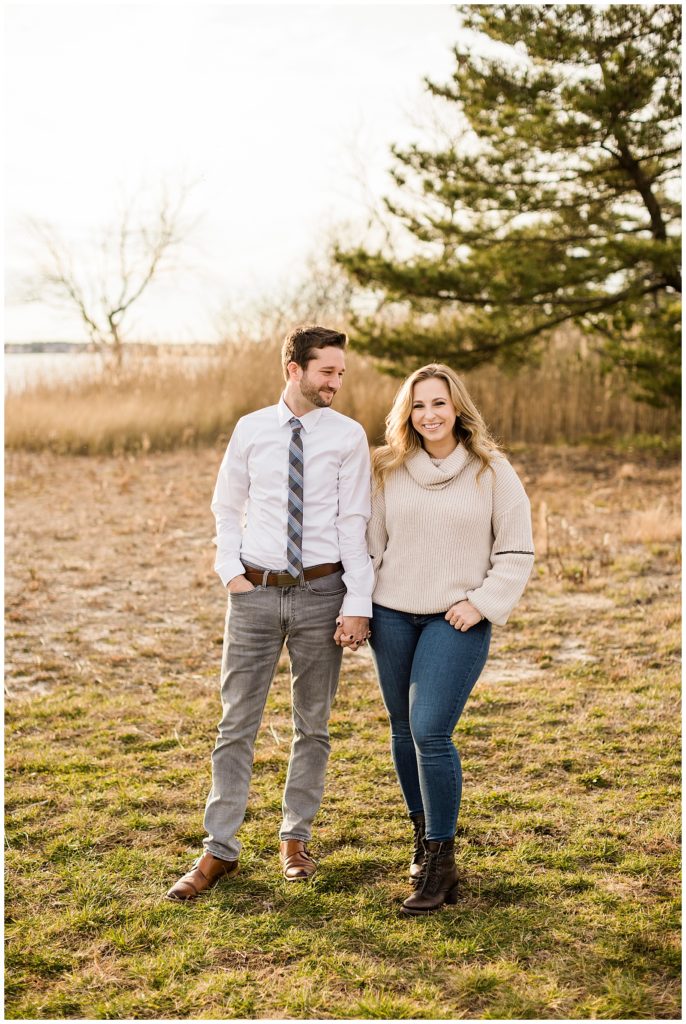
[336, 5, 681, 407]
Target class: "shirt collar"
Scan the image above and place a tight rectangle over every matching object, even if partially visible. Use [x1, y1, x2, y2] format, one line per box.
[277, 394, 324, 433]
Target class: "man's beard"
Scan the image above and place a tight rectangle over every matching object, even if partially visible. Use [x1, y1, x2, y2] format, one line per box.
[299, 376, 335, 408]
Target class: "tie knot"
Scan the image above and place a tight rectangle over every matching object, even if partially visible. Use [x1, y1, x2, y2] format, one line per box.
[289, 417, 302, 434]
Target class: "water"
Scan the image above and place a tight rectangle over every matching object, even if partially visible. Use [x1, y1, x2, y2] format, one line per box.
[4, 348, 218, 393]
[4, 351, 104, 393]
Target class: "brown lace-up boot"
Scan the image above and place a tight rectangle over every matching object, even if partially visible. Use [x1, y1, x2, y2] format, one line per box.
[400, 838, 458, 915]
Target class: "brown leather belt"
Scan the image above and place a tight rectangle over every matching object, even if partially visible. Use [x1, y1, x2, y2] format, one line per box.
[243, 561, 343, 588]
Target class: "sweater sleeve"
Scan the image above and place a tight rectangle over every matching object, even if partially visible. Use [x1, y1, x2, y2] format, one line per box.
[466, 460, 534, 626]
[366, 483, 388, 594]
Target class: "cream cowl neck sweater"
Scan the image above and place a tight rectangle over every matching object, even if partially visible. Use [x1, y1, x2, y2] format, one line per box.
[367, 444, 534, 626]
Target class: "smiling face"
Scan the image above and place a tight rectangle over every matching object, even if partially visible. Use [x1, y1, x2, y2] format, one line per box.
[410, 376, 459, 455]
[288, 345, 346, 411]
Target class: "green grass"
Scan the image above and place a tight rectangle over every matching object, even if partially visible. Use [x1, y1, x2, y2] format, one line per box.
[5, 446, 681, 1018]
[5, 649, 680, 1018]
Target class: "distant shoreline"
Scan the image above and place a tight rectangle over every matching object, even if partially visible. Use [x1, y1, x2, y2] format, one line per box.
[4, 341, 222, 355]
[5, 342, 93, 354]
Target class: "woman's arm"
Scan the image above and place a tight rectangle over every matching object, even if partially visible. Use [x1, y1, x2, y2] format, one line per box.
[466, 460, 535, 626]
[366, 483, 388, 589]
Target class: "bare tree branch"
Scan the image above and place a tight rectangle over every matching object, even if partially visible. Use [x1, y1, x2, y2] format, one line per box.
[24, 182, 197, 366]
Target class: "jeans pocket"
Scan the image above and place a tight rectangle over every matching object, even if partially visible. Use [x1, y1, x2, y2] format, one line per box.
[306, 571, 346, 597]
[229, 585, 264, 598]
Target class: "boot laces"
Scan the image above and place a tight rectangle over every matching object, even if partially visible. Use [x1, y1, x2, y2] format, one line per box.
[419, 844, 444, 895]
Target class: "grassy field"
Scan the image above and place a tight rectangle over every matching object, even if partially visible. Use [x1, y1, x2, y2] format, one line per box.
[5, 444, 681, 1019]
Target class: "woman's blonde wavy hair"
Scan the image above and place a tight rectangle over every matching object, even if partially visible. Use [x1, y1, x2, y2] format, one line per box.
[372, 363, 500, 489]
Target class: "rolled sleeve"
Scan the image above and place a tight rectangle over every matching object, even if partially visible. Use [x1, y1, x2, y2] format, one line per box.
[336, 428, 374, 617]
[211, 421, 250, 588]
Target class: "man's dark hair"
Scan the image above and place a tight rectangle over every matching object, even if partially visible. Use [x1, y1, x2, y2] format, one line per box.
[281, 324, 347, 380]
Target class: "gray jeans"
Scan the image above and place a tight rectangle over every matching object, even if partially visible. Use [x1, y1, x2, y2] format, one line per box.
[203, 569, 345, 861]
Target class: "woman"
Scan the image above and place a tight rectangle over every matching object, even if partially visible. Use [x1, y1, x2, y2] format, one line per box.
[367, 364, 534, 915]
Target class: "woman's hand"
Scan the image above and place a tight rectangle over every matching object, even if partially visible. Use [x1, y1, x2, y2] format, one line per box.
[445, 599, 483, 632]
[334, 616, 371, 649]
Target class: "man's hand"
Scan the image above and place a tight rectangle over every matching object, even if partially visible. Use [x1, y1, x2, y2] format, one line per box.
[227, 574, 255, 595]
[445, 599, 483, 632]
[334, 615, 370, 649]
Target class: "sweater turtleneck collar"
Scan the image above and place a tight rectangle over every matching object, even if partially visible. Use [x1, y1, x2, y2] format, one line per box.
[405, 443, 472, 489]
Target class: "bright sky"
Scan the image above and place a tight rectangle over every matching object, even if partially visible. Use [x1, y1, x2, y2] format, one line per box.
[4, 2, 463, 343]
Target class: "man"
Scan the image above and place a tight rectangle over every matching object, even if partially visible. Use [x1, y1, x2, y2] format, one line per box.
[167, 325, 373, 900]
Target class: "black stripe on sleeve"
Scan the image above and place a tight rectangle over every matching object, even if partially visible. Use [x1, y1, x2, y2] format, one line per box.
[493, 550, 535, 556]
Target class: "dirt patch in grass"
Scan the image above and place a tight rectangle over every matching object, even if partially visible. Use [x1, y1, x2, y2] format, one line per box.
[5, 445, 681, 1019]
[5, 445, 679, 700]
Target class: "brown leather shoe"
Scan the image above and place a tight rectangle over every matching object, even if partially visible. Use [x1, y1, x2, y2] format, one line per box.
[166, 851, 239, 901]
[279, 839, 317, 881]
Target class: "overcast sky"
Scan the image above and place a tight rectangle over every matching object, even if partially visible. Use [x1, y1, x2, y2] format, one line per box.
[5, 3, 465, 343]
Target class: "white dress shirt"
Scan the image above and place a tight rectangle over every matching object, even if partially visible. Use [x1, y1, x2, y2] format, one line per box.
[212, 395, 374, 617]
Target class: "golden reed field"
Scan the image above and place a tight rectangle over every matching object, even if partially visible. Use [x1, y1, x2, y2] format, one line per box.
[5, 333, 679, 455]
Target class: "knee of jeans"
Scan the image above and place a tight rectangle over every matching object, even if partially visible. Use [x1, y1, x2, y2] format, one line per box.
[388, 716, 412, 741]
[214, 720, 256, 744]
[293, 723, 330, 744]
[410, 722, 451, 751]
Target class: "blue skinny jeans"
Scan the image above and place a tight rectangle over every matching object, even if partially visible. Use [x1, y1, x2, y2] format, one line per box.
[369, 603, 491, 841]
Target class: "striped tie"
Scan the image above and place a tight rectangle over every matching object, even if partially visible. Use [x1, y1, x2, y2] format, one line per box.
[286, 417, 304, 577]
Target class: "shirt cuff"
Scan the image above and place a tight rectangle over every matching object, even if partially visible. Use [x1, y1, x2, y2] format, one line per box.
[340, 595, 372, 618]
[216, 558, 246, 588]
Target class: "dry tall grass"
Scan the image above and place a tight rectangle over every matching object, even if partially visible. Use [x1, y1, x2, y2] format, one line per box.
[5, 335, 679, 455]
[622, 501, 682, 544]
[462, 338, 679, 445]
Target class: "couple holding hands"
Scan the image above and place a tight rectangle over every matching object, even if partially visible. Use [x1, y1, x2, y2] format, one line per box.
[167, 325, 534, 916]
